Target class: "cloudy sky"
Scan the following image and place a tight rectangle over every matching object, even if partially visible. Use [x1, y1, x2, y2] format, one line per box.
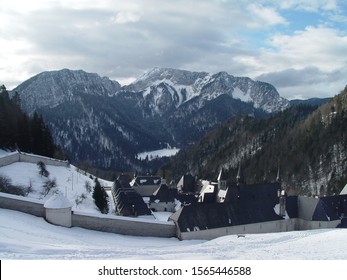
[1, 0, 346, 99]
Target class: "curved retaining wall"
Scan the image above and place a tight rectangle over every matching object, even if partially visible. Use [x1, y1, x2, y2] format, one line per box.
[72, 211, 176, 237]
[0, 192, 45, 217]
[0, 192, 176, 238]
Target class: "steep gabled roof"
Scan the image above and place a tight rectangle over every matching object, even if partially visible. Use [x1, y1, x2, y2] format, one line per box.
[170, 181, 284, 232]
[131, 176, 161, 186]
[312, 195, 347, 221]
[177, 174, 195, 193]
[150, 184, 176, 203]
[113, 187, 151, 216]
[170, 198, 282, 232]
[224, 182, 280, 204]
[175, 193, 199, 205]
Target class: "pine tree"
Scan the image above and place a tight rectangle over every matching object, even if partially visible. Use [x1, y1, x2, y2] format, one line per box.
[92, 178, 109, 214]
[37, 161, 49, 177]
[30, 112, 55, 157]
[0, 84, 63, 158]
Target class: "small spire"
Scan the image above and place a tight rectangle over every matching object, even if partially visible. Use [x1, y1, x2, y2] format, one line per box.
[276, 163, 281, 183]
[236, 163, 244, 186]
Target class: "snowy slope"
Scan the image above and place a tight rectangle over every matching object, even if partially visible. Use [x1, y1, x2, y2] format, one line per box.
[0, 159, 113, 214]
[1, 208, 347, 259]
[2, 151, 346, 260]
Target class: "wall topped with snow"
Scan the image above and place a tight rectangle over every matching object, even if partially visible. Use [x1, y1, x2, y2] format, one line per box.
[0, 192, 45, 217]
[0, 191, 175, 237]
[72, 211, 176, 238]
[44, 193, 72, 209]
[0, 151, 69, 168]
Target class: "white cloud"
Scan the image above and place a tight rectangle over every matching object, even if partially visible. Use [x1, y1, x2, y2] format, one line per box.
[246, 3, 288, 27]
[268, 26, 347, 72]
[250, 25, 347, 98]
[0, 0, 346, 99]
[110, 11, 142, 24]
[278, 0, 338, 12]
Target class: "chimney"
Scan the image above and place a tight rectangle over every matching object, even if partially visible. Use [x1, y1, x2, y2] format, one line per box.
[278, 189, 286, 217]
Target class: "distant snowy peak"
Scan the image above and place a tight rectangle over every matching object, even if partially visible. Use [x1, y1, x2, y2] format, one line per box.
[13, 69, 121, 113]
[125, 67, 210, 104]
[129, 67, 209, 90]
[127, 68, 289, 113]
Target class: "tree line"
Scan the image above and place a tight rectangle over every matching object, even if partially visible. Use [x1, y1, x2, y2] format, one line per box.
[167, 85, 347, 196]
[0, 85, 63, 158]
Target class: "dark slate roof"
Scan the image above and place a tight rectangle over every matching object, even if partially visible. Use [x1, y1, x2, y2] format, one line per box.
[224, 182, 281, 204]
[170, 199, 282, 232]
[132, 176, 161, 186]
[170, 182, 286, 232]
[339, 217, 347, 228]
[312, 195, 347, 221]
[175, 193, 199, 205]
[117, 174, 131, 188]
[112, 184, 151, 216]
[177, 174, 196, 193]
[150, 184, 177, 203]
[285, 196, 298, 218]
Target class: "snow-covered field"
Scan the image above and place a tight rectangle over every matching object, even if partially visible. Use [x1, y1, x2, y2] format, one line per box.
[1, 150, 347, 261]
[0, 160, 112, 214]
[137, 147, 179, 161]
[1, 208, 347, 260]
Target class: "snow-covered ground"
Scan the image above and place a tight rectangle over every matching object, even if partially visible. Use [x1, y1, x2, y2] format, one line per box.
[137, 147, 179, 161]
[0, 160, 110, 214]
[0, 156, 175, 222]
[1, 208, 347, 259]
[1, 150, 347, 261]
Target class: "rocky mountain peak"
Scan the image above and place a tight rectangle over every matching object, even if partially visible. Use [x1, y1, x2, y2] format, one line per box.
[125, 67, 209, 92]
[125, 67, 289, 113]
[13, 69, 121, 113]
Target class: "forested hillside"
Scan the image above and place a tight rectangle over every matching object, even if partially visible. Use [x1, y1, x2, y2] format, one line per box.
[168, 86, 347, 196]
[0, 85, 63, 158]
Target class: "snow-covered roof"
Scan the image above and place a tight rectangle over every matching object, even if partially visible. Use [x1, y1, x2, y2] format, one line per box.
[340, 183, 347, 195]
[44, 193, 72, 209]
[0, 149, 18, 158]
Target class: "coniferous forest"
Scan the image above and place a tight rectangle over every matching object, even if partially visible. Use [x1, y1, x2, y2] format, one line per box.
[0, 85, 63, 158]
[167, 85, 347, 196]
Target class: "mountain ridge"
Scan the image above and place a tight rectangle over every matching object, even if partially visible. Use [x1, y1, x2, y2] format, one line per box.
[167, 85, 347, 196]
[123, 67, 289, 114]
[11, 67, 325, 172]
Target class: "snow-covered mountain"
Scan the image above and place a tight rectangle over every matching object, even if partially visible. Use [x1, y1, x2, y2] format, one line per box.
[124, 67, 289, 114]
[16, 69, 121, 114]
[12, 68, 289, 171]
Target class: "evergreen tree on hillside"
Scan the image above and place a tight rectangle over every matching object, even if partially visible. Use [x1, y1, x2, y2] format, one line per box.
[92, 178, 109, 214]
[0, 84, 62, 158]
[31, 112, 56, 157]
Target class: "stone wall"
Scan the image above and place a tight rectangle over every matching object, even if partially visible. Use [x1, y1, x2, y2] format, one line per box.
[177, 218, 341, 240]
[0, 153, 20, 167]
[72, 211, 176, 238]
[297, 196, 319, 220]
[0, 192, 45, 217]
[0, 151, 69, 168]
[0, 192, 176, 238]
